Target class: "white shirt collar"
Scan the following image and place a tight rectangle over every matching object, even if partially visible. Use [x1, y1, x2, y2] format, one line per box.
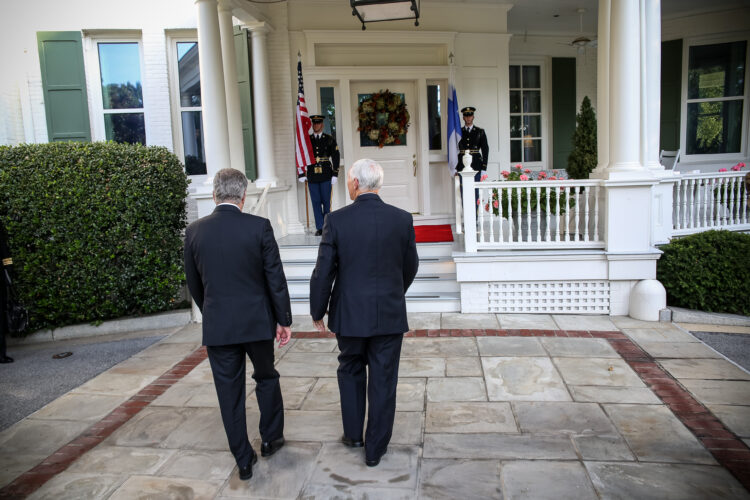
[217, 202, 241, 210]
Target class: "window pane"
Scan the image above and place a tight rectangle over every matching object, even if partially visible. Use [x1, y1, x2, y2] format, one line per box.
[510, 115, 522, 138]
[523, 115, 541, 137]
[510, 140, 522, 163]
[688, 41, 746, 99]
[104, 113, 145, 144]
[523, 139, 542, 162]
[509, 90, 521, 113]
[523, 91, 541, 113]
[98, 43, 142, 110]
[319, 86, 336, 137]
[686, 100, 743, 154]
[178, 42, 201, 107]
[181, 111, 207, 175]
[427, 84, 442, 150]
[523, 66, 540, 88]
[509, 65, 520, 88]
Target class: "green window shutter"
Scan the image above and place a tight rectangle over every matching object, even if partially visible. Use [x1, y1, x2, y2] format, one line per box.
[660, 39, 683, 152]
[234, 26, 257, 181]
[37, 31, 91, 142]
[551, 57, 577, 170]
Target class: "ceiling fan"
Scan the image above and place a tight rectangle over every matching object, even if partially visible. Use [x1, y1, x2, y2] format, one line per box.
[566, 8, 597, 53]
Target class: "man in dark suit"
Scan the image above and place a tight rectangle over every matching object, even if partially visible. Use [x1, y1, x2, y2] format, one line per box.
[298, 114, 340, 236]
[309, 159, 419, 467]
[184, 168, 292, 481]
[1, 220, 15, 363]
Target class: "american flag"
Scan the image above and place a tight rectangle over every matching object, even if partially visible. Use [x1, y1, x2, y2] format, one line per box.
[295, 61, 314, 177]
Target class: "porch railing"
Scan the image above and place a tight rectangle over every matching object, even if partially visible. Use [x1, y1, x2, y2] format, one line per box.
[460, 175, 605, 251]
[672, 171, 749, 236]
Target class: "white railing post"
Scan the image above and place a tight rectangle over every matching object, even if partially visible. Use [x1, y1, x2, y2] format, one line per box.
[460, 152, 478, 252]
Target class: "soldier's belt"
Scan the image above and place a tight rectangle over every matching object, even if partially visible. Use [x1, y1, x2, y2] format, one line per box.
[2, 257, 12, 266]
[313, 167, 323, 174]
[315, 157, 331, 163]
[459, 149, 481, 154]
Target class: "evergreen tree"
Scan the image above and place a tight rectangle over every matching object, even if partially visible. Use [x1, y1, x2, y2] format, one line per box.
[567, 96, 597, 179]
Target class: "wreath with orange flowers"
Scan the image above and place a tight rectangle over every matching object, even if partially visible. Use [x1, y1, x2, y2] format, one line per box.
[357, 89, 410, 148]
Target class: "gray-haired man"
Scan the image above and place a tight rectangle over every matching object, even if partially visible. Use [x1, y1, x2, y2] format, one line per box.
[184, 168, 292, 480]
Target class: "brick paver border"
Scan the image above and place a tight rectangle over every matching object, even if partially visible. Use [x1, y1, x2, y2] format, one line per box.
[1, 329, 748, 498]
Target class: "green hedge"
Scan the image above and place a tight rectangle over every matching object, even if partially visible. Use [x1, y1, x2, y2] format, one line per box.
[657, 230, 750, 316]
[0, 142, 189, 333]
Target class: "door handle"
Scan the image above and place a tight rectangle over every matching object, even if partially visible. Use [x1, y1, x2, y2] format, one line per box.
[413, 159, 417, 176]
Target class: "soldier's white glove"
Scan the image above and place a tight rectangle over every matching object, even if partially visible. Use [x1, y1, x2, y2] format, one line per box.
[331, 176, 338, 185]
[298, 177, 307, 183]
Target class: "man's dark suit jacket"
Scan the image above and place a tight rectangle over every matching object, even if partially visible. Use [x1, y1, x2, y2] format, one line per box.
[184, 204, 292, 346]
[310, 193, 419, 337]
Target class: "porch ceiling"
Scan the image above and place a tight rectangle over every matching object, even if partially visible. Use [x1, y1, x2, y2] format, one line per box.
[423, 0, 750, 36]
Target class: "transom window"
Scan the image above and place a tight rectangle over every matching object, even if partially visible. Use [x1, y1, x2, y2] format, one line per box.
[685, 40, 747, 156]
[509, 64, 543, 164]
[97, 42, 145, 145]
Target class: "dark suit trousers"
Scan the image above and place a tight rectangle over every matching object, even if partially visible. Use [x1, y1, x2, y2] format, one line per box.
[336, 333, 403, 461]
[207, 340, 283, 468]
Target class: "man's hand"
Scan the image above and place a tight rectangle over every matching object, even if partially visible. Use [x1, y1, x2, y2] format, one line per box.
[276, 324, 291, 346]
[312, 319, 326, 333]
[298, 177, 307, 183]
[330, 176, 338, 185]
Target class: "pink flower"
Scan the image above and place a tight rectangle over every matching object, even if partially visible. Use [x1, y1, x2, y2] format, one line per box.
[732, 165, 741, 171]
[480, 173, 489, 181]
[514, 164, 522, 170]
[484, 203, 490, 211]
[501, 170, 510, 177]
[549, 176, 557, 180]
[524, 169, 531, 174]
[719, 168, 728, 172]
[477, 198, 481, 205]
[493, 200, 499, 208]
[538, 171, 547, 178]
[553, 170, 558, 175]
[519, 174, 529, 181]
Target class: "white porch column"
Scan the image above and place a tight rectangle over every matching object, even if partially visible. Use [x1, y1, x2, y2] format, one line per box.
[644, 0, 663, 171]
[251, 27, 278, 187]
[195, 0, 231, 179]
[607, 0, 642, 172]
[594, 0, 610, 173]
[218, 0, 247, 173]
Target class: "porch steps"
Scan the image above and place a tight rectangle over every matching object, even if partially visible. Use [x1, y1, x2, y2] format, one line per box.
[278, 238, 460, 314]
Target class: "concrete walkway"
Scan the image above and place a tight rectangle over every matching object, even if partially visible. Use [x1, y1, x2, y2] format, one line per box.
[1, 314, 749, 499]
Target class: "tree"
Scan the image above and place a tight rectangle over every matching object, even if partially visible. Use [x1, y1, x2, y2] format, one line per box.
[567, 96, 597, 179]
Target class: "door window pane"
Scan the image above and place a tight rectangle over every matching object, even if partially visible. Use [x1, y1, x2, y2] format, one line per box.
[524, 115, 541, 137]
[523, 91, 541, 113]
[98, 43, 143, 109]
[522, 66, 541, 88]
[523, 139, 542, 161]
[510, 115, 522, 138]
[510, 140, 522, 163]
[178, 42, 201, 107]
[687, 100, 743, 154]
[181, 111, 206, 175]
[427, 84, 441, 150]
[509, 90, 521, 113]
[319, 86, 336, 137]
[509, 65, 520, 88]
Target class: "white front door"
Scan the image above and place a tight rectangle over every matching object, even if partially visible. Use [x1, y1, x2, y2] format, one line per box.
[350, 81, 419, 213]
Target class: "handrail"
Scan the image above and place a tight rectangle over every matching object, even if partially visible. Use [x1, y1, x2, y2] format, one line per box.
[250, 184, 272, 215]
[672, 170, 749, 235]
[454, 175, 463, 234]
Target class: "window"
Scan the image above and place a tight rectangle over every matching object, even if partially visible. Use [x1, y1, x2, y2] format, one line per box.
[685, 40, 747, 156]
[427, 83, 441, 150]
[319, 86, 337, 137]
[96, 42, 145, 144]
[509, 64, 543, 164]
[176, 41, 206, 175]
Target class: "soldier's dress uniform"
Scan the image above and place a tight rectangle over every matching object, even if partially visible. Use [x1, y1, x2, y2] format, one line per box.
[456, 107, 489, 206]
[300, 115, 340, 235]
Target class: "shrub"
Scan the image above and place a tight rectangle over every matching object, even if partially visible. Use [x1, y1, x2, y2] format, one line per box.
[0, 142, 189, 334]
[657, 230, 750, 316]
[567, 96, 597, 179]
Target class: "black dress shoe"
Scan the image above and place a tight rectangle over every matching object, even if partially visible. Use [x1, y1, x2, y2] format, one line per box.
[238, 452, 258, 480]
[314, 229, 323, 236]
[0, 356, 13, 364]
[261, 437, 285, 457]
[365, 447, 386, 467]
[340, 435, 364, 448]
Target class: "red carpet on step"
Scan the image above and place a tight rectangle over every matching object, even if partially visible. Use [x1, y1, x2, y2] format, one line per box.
[414, 224, 454, 243]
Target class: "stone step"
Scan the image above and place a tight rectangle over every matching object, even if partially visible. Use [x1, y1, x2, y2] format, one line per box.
[283, 257, 456, 280]
[290, 292, 461, 315]
[278, 240, 454, 261]
[286, 273, 459, 296]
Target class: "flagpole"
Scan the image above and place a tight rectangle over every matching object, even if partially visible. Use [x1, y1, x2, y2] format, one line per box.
[305, 180, 310, 229]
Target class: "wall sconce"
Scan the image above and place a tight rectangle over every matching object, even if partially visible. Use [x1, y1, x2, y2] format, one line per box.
[350, 0, 420, 30]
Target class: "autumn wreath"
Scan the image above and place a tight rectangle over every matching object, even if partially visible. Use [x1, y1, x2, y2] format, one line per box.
[357, 90, 410, 148]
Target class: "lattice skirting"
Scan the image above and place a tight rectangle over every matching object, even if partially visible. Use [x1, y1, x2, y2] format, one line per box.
[488, 281, 610, 314]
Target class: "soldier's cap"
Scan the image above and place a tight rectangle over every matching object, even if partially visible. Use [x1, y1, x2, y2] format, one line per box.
[461, 107, 476, 116]
[310, 114, 325, 123]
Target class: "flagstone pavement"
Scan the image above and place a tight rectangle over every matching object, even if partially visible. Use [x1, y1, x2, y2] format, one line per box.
[1, 313, 749, 499]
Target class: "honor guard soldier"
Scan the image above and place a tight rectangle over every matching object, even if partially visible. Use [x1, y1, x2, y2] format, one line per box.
[457, 107, 489, 206]
[299, 115, 340, 236]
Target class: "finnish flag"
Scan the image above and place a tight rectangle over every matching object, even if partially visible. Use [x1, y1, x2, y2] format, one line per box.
[447, 84, 462, 176]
